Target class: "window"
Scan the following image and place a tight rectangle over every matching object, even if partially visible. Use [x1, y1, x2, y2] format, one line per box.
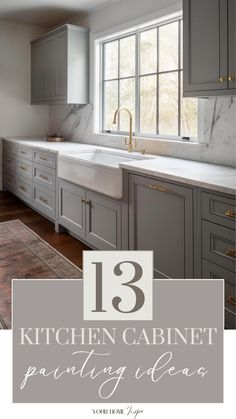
[101, 17, 198, 140]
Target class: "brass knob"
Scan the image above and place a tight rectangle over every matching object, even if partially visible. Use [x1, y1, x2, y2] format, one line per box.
[219, 76, 227, 83]
[226, 248, 236, 258]
[81, 198, 86, 203]
[226, 296, 236, 307]
[225, 209, 236, 218]
[228, 75, 235, 82]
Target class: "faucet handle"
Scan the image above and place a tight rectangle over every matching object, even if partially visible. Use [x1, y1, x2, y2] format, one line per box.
[125, 136, 137, 150]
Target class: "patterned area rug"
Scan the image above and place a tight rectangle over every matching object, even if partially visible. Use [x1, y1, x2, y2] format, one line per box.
[0, 219, 82, 329]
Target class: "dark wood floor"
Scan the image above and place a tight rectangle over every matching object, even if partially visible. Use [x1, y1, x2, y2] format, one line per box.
[0, 191, 90, 269]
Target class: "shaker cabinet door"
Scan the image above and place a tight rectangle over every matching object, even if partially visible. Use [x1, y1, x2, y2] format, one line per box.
[129, 175, 193, 279]
[53, 32, 67, 100]
[228, 0, 236, 89]
[58, 180, 86, 238]
[85, 191, 122, 250]
[31, 42, 45, 102]
[44, 38, 55, 99]
[183, 0, 228, 94]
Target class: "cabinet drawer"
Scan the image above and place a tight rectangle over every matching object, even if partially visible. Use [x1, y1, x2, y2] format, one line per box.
[16, 157, 33, 179]
[202, 220, 236, 272]
[3, 141, 17, 155]
[4, 153, 16, 171]
[202, 259, 236, 329]
[18, 145, 33, 161]
[202, 259, 235, 310]
[33, 164, 56, 191]
[33, 150, 56, 168]
[202, 192, 236, 230]
[33, 184, 55, 219]
[16, 177, 32, 204]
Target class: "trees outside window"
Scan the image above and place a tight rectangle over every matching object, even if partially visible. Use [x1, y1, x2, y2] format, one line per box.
[102, 18, 198, 140]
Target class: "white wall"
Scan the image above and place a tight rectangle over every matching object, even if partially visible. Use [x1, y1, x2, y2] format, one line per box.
[0, 21, 49, 189]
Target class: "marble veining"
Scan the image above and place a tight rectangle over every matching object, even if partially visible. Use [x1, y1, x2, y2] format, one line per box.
[49, 96, 235, 167]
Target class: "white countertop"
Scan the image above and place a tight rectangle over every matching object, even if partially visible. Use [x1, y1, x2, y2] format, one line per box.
[120, 156, 236, 196]
[3, 137, 96, 153]
[3, 137, 236, 195]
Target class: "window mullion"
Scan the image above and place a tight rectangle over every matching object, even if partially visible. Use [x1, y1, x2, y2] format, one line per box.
[135, 32, 140, 135]
[118, 39, 120, 132]
[101, 17, 197, 140]
[178, 19, 181, 137]
[156, 27, 159, 135]
[101, 44, 105, 133]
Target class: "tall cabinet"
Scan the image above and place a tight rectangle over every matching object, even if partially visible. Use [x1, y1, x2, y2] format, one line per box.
[183, 0, 236, 96]
[31, 24, 89, 104]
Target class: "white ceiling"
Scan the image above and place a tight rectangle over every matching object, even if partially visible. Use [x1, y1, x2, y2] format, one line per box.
[0, 0, 115, 27]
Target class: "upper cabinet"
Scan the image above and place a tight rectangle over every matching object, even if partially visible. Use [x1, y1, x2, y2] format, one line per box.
[183, 0, 236, 97]
[31, 24, 89, 105]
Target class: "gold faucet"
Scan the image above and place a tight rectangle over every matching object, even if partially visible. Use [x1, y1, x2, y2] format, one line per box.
[113, 107, 136, 152]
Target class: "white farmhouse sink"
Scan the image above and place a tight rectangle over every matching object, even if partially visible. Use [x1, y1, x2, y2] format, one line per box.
[58, 149, 153, 199]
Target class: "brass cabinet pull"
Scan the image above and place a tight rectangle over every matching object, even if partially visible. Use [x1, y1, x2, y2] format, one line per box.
[20, 166, 27, 171]
[225, 209, 236, 218]
[81, 199, 91, 205]
[19, 185, 26, 192]
[226, 248, 236, 258]
[39, 156, 48, 161]
[39, 174, 49, 181]
[226, 296, 236, 307]
[228, 75, 235, 82]
[146, 184, 168, 193]
[219, 76, 227, 83]
[39, 196, 48, 204]
[20, 150, 27, 155]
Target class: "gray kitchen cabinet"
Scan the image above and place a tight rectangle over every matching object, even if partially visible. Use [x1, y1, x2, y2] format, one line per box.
[31, 41, 45, 103]
[58, 180, 86, 237]
[202, 259, 236, 329]
[128, 174, 193, 279]
[3, 140, 57, 222]
[183, 0, 236, 96]
[58, 180, 122, 250]
[85, 190, 122, 250]
[228, 0, 236, 89]
[200, 190, 236, 329]
[33, 184, 56, 220]
[31, 24, 89, 104]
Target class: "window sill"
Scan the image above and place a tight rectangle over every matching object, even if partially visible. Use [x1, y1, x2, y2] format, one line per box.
[96, 132, 208, 147]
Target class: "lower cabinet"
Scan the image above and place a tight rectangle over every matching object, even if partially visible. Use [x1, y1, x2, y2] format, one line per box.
[58, 180, 122, 250]
[202, 259, 236, 329]
[128, 174, 193, 279]
[201, 190, 236, 329]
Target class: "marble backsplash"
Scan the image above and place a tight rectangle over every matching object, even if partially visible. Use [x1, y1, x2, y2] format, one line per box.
[49, 96, 236, 167]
